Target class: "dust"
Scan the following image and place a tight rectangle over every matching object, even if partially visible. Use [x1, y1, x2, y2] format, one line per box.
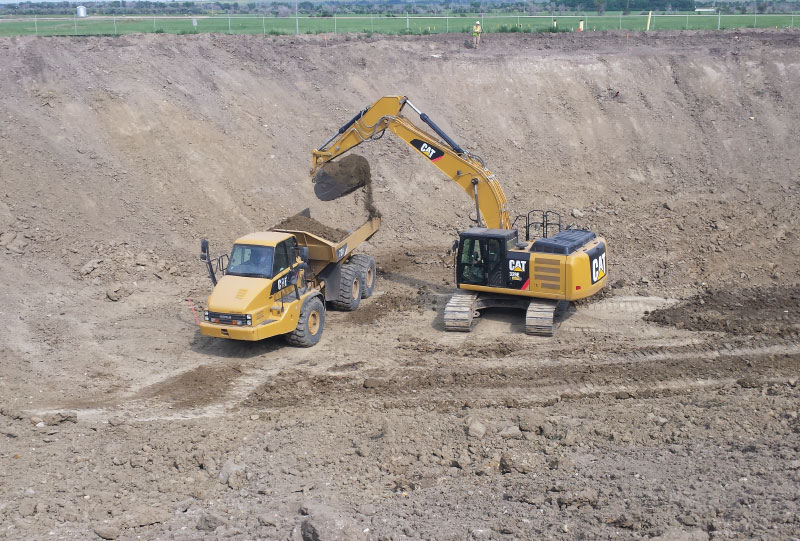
[646, 285, 800, 336]
[272, 214, 349, 243]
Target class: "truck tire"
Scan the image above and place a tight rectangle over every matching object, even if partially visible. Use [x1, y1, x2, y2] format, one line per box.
[285, 295, 325, 347]
[350, 254, 376, 299]
[330, 262, 362, 311]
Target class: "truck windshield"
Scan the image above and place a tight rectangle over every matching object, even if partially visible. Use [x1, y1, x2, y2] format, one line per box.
[227, 244, 274, 279]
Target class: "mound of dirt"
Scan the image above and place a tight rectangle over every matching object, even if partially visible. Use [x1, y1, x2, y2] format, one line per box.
[646, 285, 800, 335]
[272, 215, 349, 243]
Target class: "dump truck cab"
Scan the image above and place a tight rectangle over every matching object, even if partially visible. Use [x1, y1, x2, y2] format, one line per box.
[201, 231, 308, 341]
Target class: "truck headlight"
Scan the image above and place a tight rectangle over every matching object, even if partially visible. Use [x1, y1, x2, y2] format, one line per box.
[246, 314, 252, 326]
[204, 310, 209, 321]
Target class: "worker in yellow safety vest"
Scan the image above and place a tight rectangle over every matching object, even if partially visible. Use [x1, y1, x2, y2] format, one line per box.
[472, 21, 482, 48]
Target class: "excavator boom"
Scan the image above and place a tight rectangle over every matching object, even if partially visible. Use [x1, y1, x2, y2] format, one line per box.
[312, 96, 512, 230]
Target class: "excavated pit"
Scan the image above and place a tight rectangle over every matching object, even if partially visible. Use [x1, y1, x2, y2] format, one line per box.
[1, 30, 799, 539]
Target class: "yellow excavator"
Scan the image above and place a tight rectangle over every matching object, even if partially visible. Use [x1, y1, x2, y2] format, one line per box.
[312, 96, 607, 336]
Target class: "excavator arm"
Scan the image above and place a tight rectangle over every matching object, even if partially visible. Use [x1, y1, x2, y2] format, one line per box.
[312, 96, 512, 230]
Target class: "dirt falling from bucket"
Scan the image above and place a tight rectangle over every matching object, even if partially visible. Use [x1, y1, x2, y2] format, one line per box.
[314, 154, 380, 218]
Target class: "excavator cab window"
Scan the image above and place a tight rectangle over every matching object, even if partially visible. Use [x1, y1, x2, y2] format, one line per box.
[458, 236, 506, 287]
[458, 238, 485, 285]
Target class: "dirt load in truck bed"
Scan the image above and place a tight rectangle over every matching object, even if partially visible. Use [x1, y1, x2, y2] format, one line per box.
[272, 214, 349, 243]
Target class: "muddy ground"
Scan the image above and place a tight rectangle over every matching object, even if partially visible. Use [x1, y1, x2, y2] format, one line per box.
[0, 30, 799, 539]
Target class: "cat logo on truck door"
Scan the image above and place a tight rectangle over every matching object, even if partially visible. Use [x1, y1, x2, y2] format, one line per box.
[587, 243, 607, 285]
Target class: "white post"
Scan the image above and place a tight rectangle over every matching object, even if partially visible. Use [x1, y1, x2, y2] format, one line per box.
[153, 15, 156, 31]
[334, 13, 337, 33]
[446, 14, 448, 33]
[35, 15, 38, 35]
[371, 14, 373, 32]
[619, 12, 622, 30]
[262, 16, 265, 35]
[754, 13, 757, 28]
[113, 15, 117, 35]
[295, 0, 299, 35]
[228, 15, 231, 34]
[406, 12, 409, 30]
[74, 16, 78, 35]
[686, 13, 688, 30]
[717, 11, 721, 30]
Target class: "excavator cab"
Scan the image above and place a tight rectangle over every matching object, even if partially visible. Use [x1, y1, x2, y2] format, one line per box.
[456, 229, 519, 288]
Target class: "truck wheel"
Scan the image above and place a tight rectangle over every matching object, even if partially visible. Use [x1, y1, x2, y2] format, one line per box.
[330, 262, 362, 311]
[285, 296, 325, 347]
[350, 254, 376, 298]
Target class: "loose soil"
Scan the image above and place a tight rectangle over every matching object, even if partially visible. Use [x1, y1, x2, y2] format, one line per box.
[272, 214, 349, 243]
[0, 30, 799, 540]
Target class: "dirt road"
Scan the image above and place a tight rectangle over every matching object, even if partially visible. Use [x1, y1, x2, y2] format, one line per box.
[0, 30, 798, 539]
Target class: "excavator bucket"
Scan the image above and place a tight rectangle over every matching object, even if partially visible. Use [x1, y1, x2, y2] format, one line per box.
[312, 154, 371, 201]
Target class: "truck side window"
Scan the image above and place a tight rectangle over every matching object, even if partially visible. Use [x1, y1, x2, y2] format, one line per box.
[273, 241, 290, 275]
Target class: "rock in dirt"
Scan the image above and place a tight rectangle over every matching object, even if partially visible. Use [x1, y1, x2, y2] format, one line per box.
[80, 259, 103, 275]
[18, 498, 38, 517]
[218, 459, 245, 489]
[500, 425, 523, 439]
[299, 503, 366, 541]
[571, 208, 584, 218]
[363, 377, 384, 389]
[43, 411, 77, 425]
[93, 524, 120, 540]
[467, 419, 487, 439]
[197, 512, 226, 531]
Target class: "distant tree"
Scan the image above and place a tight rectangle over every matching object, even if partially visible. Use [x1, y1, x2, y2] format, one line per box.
[594, 0, 605, 14]
[528, 2, 539, 15]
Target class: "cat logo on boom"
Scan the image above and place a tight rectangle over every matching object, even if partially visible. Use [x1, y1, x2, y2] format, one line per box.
[409, 138, 444, 162]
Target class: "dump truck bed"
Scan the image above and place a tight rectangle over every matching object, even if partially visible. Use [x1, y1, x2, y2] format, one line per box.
[274, 216, 380, 275]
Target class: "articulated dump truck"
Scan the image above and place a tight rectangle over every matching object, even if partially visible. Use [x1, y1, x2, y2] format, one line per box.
[199, 216, 379, 347]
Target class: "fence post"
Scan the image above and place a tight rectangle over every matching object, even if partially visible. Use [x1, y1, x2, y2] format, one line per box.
[406, 12, 409, 30]
[34, 15, 38, 36]
[619, 12, 622, 30]
[228, 15, 231, 34]
[371, 14, 374, 32]
[153, 15, 156, 31]
[114, 15, 117, 35]
[686, 13, 688, 30]
[262, 16, 265, 35]
[296, 4, 299, 35]
[334, 14, 337, 33]
[74, 16, 78, 35]
[446, 14, 448, 33]
[717, 11, 721, 30]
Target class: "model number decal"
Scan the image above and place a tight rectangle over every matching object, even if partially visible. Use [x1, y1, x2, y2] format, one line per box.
[336, 244, 347, 261]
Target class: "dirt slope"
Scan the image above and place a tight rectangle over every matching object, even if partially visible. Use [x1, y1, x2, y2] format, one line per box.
[0, 30, 799, 539]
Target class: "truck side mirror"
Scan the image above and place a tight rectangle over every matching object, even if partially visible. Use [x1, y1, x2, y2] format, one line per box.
[299, 246, 309, 262]
[200, 239, 210, 262]
[452, 240, 459, 252]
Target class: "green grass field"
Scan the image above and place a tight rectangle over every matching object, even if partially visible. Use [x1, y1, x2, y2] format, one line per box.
[0, 13, 796, 38]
